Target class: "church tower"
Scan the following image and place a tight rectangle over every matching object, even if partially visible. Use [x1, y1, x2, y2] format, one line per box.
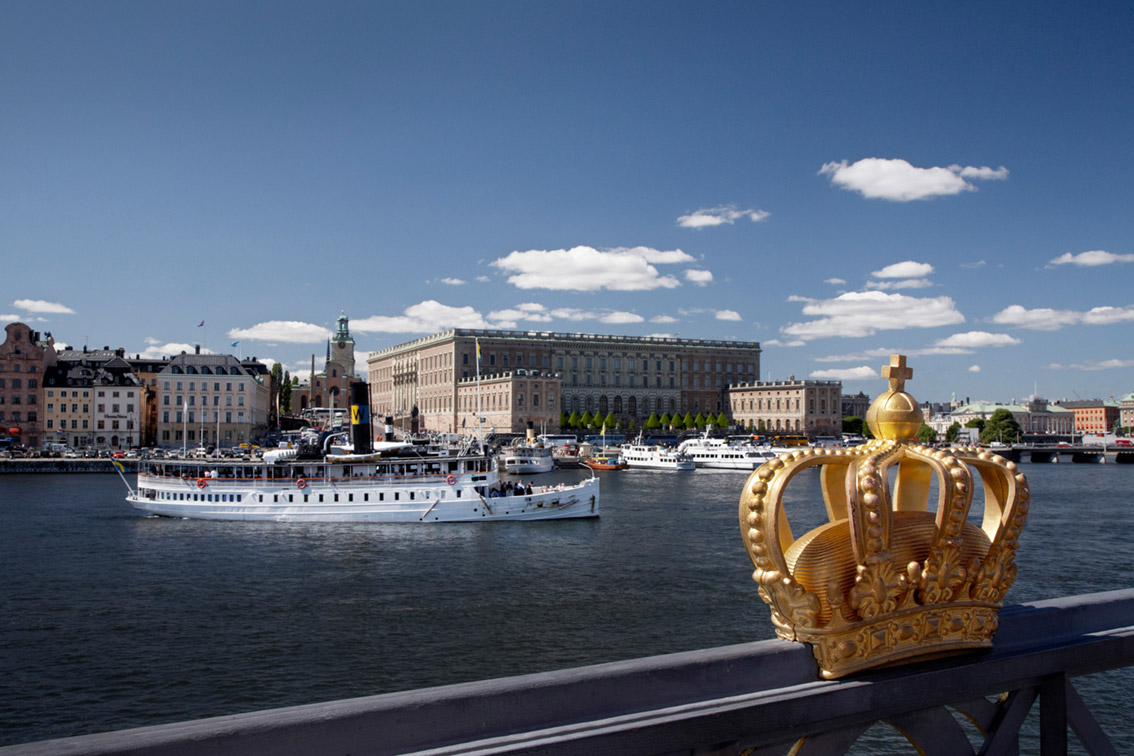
[330, 310, 356, 377]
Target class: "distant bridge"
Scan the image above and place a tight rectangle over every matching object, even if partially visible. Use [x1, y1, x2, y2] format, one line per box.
[3, 590, 1132, 755]
[997, 445, 1134, 464]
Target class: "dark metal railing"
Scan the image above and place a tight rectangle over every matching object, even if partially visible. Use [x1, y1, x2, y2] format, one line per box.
[3, 590, 1132, 756]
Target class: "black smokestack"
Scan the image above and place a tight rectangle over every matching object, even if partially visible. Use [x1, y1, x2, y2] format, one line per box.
[384, 416, 395, 442]
[350, 382, 372, 454]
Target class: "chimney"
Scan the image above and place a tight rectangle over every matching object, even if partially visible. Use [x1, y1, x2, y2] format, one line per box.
[195, 344, 201, 354]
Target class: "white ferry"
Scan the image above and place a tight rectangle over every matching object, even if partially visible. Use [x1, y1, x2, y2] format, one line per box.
[618, 437, 695, 471]
[675, 432, 779, 470]
[123, 392, 598, 523]
[499, 430, 556, 474]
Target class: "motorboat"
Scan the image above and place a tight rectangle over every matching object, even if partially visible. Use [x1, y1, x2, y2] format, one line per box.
[676, 432, 780, 470]
[618, 436, 694, 470]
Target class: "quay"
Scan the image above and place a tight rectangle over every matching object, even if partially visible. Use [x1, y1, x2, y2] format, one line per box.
[3, 589, 1131, 755]
[995, 446, 1134, 464]
[0, 459, 137, 474]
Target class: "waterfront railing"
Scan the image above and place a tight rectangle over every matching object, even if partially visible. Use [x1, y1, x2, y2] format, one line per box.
[4, 589, 1131, 755]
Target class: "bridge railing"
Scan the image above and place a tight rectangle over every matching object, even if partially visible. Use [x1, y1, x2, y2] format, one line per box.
[4, 590, 1133, 756]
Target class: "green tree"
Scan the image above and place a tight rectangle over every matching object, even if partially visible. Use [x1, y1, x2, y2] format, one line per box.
[645, 412, 661, 430]
[965, 417, 985, 432]
[682, 412, 695, 429]
[945, 422, 961, 443]
[842, 416, 864, 435]
[601, 411, 615, 430]
[758, 419, 766, 431]
[279, 372, 292, 414]
[917, 423, 937, 444]
[714, 412, 729, 430]
[658, 412, 671, 428]
[626, 418, 636, 432]
[693, 412, 706, 429]
[560, 411, 570, 429]
[980, 408, 1021, 445]
[567, 411, 581, 429]
[580, 411, 594, 429]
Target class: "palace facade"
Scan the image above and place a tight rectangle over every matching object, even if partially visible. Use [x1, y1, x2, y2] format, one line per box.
[368, 329, 761, 434]
[728, 378, 843, 436]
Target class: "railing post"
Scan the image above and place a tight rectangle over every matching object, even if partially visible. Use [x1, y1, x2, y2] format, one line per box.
[1040, 673, 1068, 756]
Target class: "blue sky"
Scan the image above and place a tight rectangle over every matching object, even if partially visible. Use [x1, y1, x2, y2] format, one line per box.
[3, 1, 1132, 404]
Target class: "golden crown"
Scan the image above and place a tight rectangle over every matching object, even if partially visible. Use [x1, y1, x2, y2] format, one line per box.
[739, 355, 1030, 678]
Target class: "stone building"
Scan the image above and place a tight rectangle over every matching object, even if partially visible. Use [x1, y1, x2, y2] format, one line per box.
[948, 398, 1074, 437]
[1121, 392, 1134, 431]
[455, 370, 562, 436]
[728, 378, 842, 436]
[1053, 399, 1122, 435]
[154, 350, 272, 449]
[368, 328, 761, 435]
[0, 322, 56, 449]
[43, 348, 144, 449]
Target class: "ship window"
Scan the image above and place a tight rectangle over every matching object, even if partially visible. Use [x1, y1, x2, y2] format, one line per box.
[364, 494, 369, 501]
[394, 493, 399, 501]
[273, 495, 278, 502]
[409, 492, 415, 500]
[319, 494, 324, 502]
[303, 495, 308, 502]
[288, 495, 293, 502]
[348, 494, 353, 502]
[334, 494, 339, 502]
[380, 493, 384, 501]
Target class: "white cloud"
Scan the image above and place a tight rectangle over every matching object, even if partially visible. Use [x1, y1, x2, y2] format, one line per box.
[934, 331, 1021, 348]
[819, 158, 1008, 201]
[992, 303, 1134, 331]
[228, 321, 334, 343]
[824, 278, 846, 285]
[872, 261, 935, 279]
[677, 205, 770, 229]
[968, 365, 982, 373]
[715, 309, 742, 321]
[809, 366, 878, 381]
[491, 246, 691, 291]
[685, 269, 714, 286]
[440, 277, 467, 285]
[13, 299, 76, 315]
[138, 342, 214, 359]
[1047, 358, 1134, 371]
[781, 291, 965, 341]
[601, 311, 645, 324]
[650, 314, 679, 324]
[475, 276, 491, 283]
[0, 313, 20, 321]
[865, 278, 934, 290]
[960, 260, 987, 269]
[762, 339, 806, 347]
[353, 300, 491, 333]
[486, 303, 553, 324]
[1049, 250, 1134, 267]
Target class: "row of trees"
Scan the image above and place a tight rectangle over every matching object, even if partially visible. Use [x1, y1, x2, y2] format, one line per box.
[842, 410, 1025, 446]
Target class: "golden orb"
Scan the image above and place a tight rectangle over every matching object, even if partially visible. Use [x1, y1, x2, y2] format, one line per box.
[866, 389, 924, 440]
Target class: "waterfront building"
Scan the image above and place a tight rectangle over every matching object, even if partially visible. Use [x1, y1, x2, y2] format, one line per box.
[291, 311, 362, 416]
[840, 391, 870, 421]
[153, 349, 272, 448]
[1054, 398, 1122, 435]
[43, 348, 144, 449]
[0, 322, 56, 449]
[728, 378, 842, 436]
[948, 397, 1074, 436]
[1121, 392, 1134, 431]
[455, 369, 561, 436]
[368, 329, 761, 435]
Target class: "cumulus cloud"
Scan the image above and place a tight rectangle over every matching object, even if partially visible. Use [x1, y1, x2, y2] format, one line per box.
[13, 299, 76, 315]
[819, 158, 1008, 201]
[1049, 250, 1134, 267]
[960, 260, 987, 269]
[763, 339, 806, 347]
[991, 304, 1134, 331]
[715, 310, 742, 321]
[440, 277, 467, 285]
[685, 269, 714, 286]
[825, 278, 846, 285]
[676, 205, 770, 229]
[934, 331, 1021, 348]
[968, 365, 982, 373]
[138, 342, 214, 359]
[0, 313, 20, 321]
[491, 246, 692, 291]
[866, 278, 935, 291]
[601, 311, 645, 324]
[872, 261, 935, 279]
[781, 291, 965, 341]
[486, 303, 553, 324]
[353, 301, 491, 333]
[228, 321, 334, 343]
[809, 366, 878, 381]
[650, 314, 679, 324]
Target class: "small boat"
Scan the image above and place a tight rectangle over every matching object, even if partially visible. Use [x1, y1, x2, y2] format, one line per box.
[499, 430, 555, 475]
[618, 435, 694, 470]
[581, 455, 628, 471]
[676, 431, 780, 470]
[121, 388, 599, 523]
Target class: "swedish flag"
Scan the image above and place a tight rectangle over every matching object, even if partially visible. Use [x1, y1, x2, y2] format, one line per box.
[111, 460, 125, 474]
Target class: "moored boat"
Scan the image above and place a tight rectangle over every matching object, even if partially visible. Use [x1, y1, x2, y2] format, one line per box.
[499, 429, 555, 474]
[676, 432, 779, 470]
[123, 385, 598, 523]
[618, 436, 694, 470]
[581, 455, 628, 471]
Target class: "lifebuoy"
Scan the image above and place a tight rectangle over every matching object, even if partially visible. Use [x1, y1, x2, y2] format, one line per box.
[296, 478, 307, 489]
[446, 474, 456, 486]
[196, 478, 206, 489]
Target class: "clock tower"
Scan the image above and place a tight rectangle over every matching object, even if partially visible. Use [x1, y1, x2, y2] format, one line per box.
[330, 310, 355, 376]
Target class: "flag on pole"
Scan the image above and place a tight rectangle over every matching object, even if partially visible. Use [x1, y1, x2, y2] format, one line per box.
[231, 341, 239, 347]
[197, 320, 205, 327]
[111, 459, 125, 474]
[476, 340, 481, 362]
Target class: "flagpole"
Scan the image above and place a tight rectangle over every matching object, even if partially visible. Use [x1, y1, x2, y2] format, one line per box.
[475, 337, 482, 442]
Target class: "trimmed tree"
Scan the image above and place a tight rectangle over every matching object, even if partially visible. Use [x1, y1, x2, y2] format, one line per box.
[980, 408, 1022, 445]
[645, 412, 661, 430]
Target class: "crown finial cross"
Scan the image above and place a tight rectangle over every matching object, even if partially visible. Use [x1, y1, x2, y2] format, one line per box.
[882, 354, 913, 392]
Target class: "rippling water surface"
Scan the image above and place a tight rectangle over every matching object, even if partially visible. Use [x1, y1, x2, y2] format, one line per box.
[1, 462, 1131, 750]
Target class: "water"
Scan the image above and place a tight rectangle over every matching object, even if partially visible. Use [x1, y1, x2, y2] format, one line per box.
[1, 462, 1132, 750]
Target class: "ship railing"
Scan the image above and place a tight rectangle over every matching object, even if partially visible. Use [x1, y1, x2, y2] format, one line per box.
[8, 589, 1131, 756]
[138, 471, 478, 489]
